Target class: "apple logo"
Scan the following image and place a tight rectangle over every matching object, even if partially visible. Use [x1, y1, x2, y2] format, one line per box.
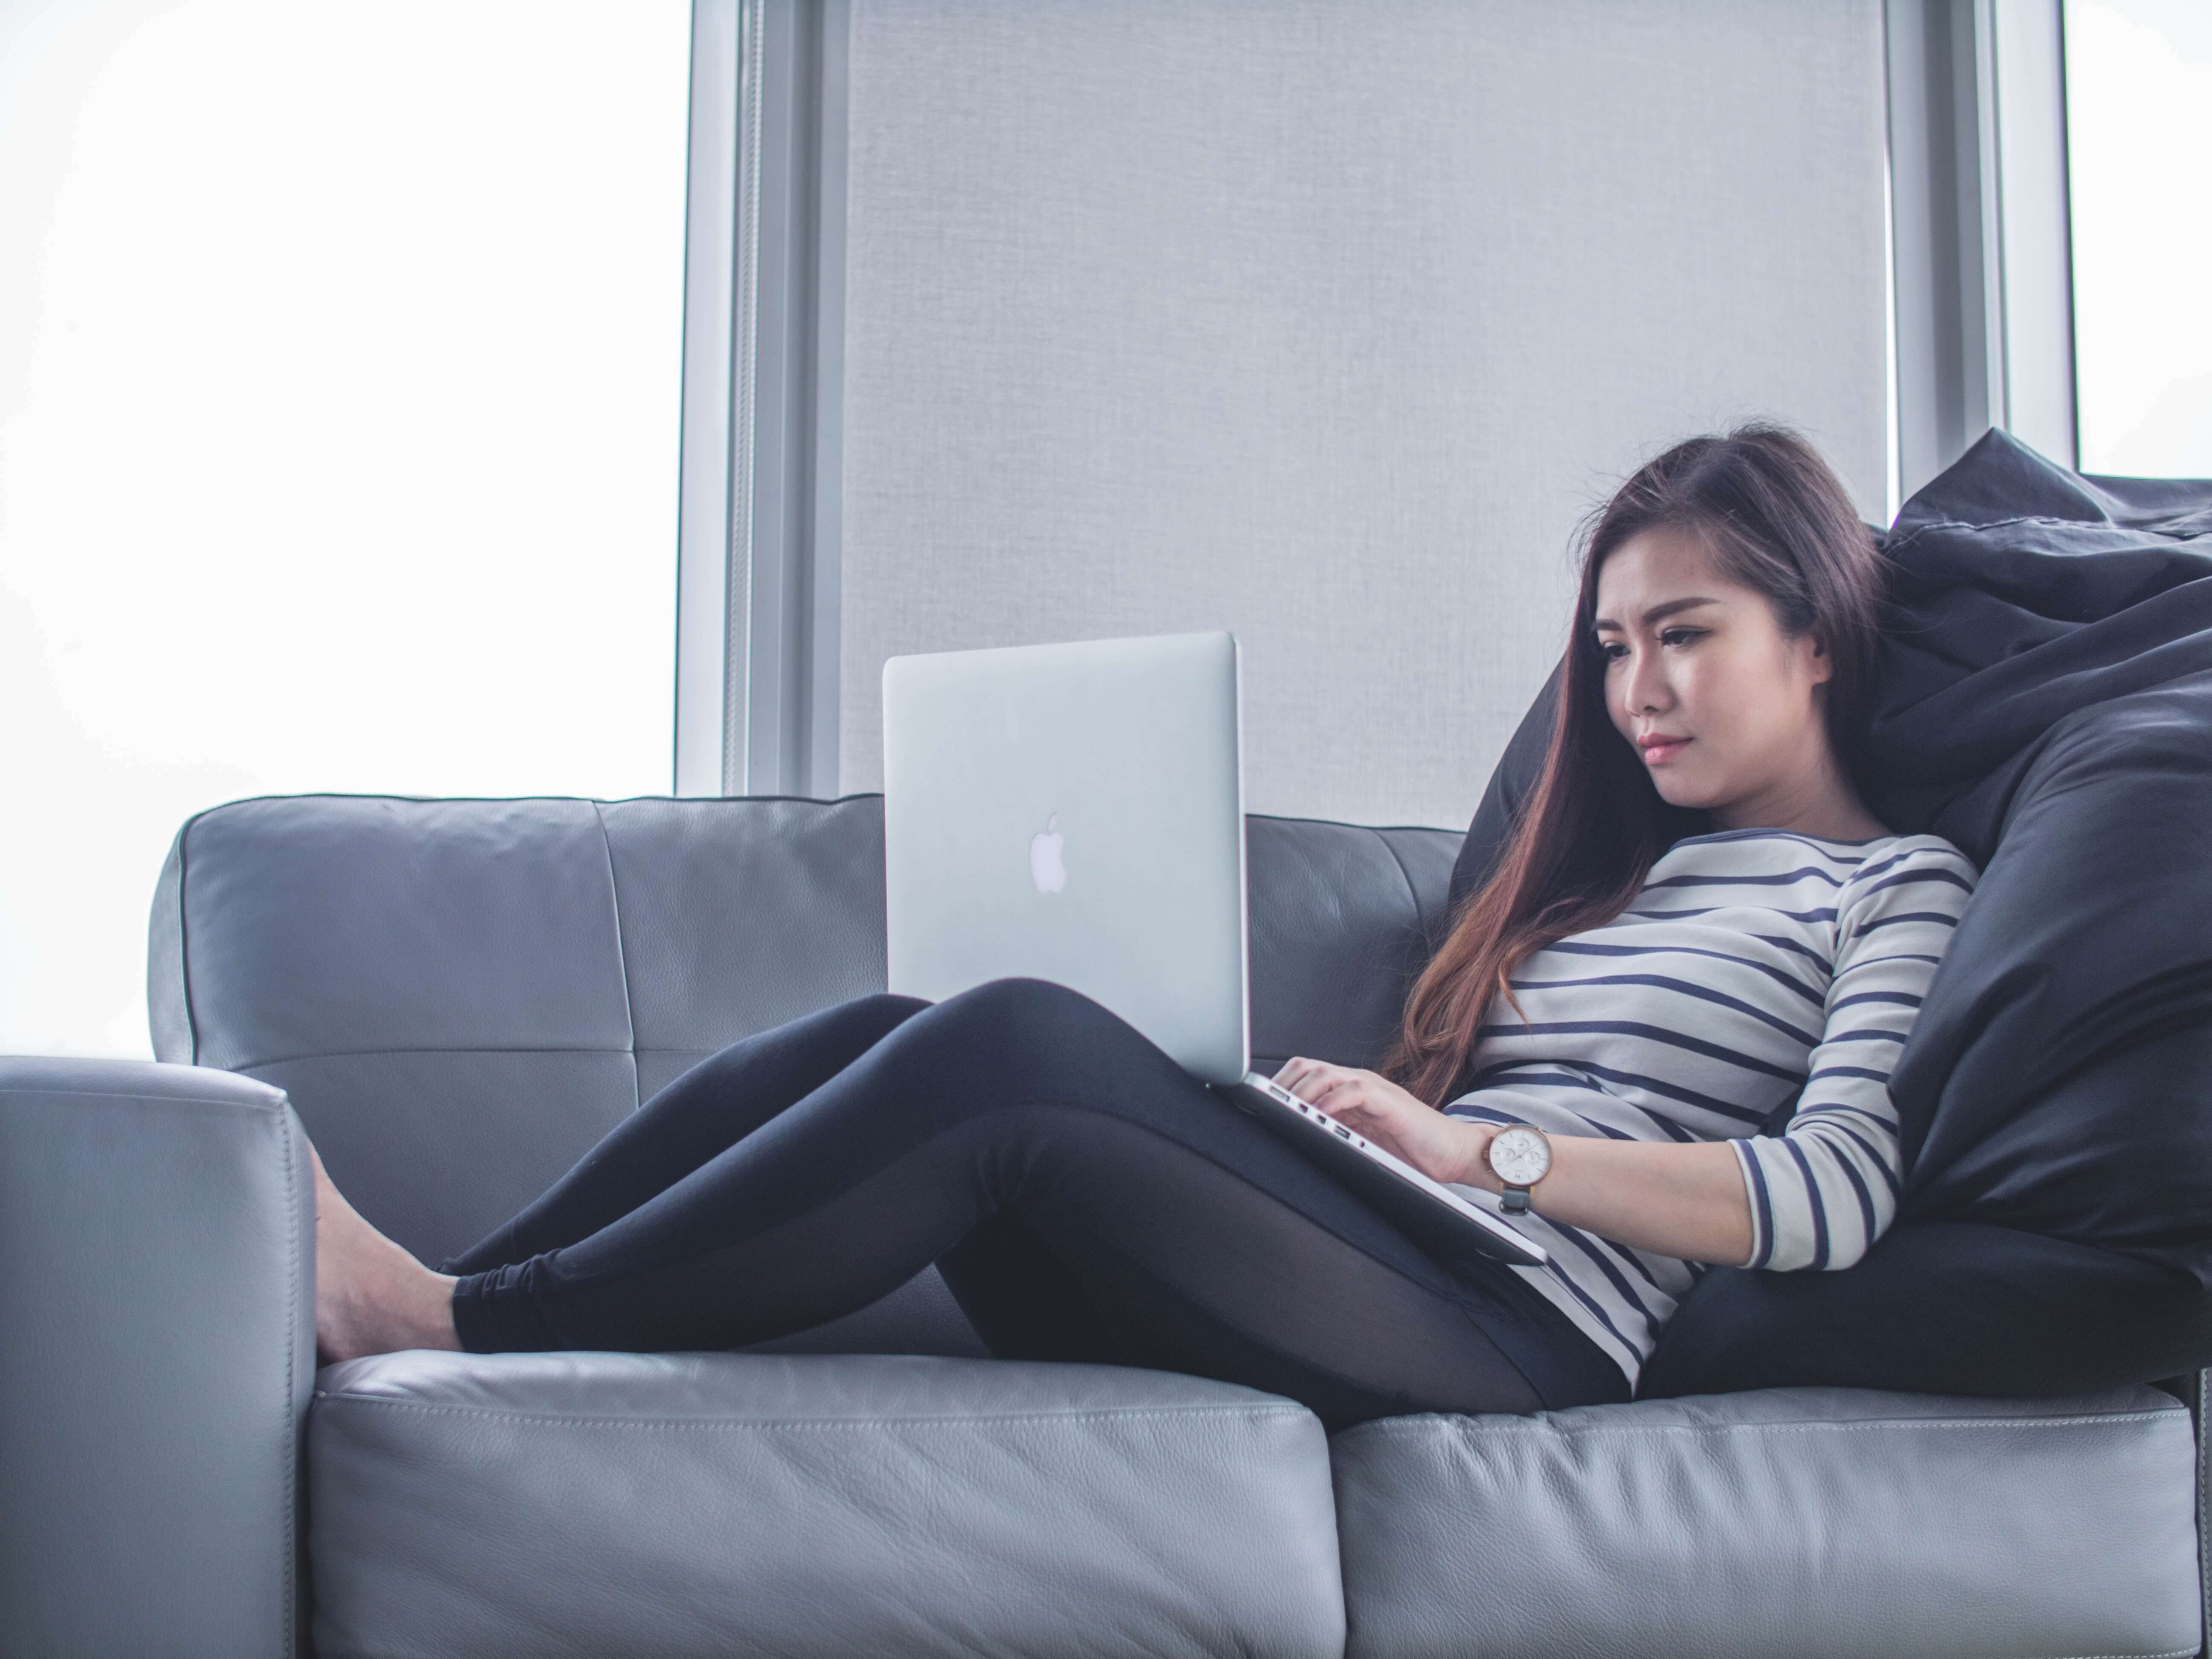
[1028, 813, 1067, 895]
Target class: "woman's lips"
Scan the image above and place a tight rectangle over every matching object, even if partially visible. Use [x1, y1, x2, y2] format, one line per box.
[1639, 737, 1691, 765]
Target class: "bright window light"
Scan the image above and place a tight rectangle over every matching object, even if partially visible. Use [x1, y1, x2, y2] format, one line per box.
[2066, 0, 2212, 476]
[0, 0, 692, 1057]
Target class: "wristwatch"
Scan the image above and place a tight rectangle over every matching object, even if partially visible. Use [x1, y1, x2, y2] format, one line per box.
[1486, 1125, 1553, 1215]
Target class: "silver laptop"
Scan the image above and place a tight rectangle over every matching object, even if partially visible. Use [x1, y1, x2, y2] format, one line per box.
[882, 630, 1545, 1269]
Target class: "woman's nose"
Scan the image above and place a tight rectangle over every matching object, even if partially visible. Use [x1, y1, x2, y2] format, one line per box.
[1626, 647, 1672, 713]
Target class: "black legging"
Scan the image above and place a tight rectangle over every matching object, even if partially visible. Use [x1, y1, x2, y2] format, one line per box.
[441, 977, 1627, 1429]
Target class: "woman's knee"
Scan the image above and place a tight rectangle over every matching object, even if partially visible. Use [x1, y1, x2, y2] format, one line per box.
[800, 991, 931, 1052]
[914, 976, 1161, 1072]
[850, 990, 932, 1024]
[859, 976, 1220, 1138]
[934, 976, 1102, 1034]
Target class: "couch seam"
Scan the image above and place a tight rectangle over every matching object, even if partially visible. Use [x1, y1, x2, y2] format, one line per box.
[1371, 828, 1432, 952]
[2198, 1369, 2209, 1659]
[1249, 811, 1461, 835]
[0, 1086, 285, 1113]
[178, 811, 202, 1065]
[1346, 1411, 2180, 1441]
[278, 1103, 298, 1654]
[310, 1397, 1315, 1432]
[171, 788, 887, 809]
[590, 802, 642, 1114]
[233, 1044, 642, 1071]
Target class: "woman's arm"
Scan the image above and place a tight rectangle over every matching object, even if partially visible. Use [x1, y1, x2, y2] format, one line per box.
[1272, 1059, 1755, 1266]
[1284, 841, 1981, 1274]
[1728, 841, 1976, 1270]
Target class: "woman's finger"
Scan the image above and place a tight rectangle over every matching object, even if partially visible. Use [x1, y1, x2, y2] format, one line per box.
[1313, 1075, 1365, 1116]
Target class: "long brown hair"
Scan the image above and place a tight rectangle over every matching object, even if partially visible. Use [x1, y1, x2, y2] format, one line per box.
[1382, 422, 1887, 1106]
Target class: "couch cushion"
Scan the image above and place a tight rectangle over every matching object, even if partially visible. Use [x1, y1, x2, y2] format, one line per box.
[1246, 815, 1459, 1073]
[309, 1350, 1344, 1659]
[151, 795, 645, 1264]
[596, 796, 895, 1100]
[1329, 1382, 2202, 1659]
[150, 794, 981, 1359]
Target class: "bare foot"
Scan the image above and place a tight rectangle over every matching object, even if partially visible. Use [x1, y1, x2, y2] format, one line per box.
[309, 1141, 462, 1363]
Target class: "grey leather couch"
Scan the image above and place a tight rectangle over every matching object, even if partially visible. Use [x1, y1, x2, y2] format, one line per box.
[2, 792, 2203, 1659]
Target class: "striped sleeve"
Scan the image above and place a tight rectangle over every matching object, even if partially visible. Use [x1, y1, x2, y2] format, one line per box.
[1732, 839, 1978, 1272]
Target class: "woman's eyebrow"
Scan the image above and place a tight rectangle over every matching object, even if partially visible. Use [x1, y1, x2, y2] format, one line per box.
[1592, 595, 1722, 631]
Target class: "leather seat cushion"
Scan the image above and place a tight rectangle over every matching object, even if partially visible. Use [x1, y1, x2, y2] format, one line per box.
[1329, 1382, 2202, 1659]
[307, 1350, 1344, 1659]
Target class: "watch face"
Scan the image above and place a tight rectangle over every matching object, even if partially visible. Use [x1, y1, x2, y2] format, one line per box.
[1488, 1126, 1551, 1186]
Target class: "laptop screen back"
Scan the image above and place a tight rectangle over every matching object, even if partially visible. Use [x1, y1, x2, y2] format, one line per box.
[882, 631, 1249, 1083]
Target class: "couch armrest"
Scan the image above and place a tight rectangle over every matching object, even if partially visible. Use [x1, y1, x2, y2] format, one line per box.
[0, 1058, 312, 1659]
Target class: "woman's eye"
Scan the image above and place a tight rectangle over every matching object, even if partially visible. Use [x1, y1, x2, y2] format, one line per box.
[1660, 628, 1704, 648]
[1597, 641, 1627, 662]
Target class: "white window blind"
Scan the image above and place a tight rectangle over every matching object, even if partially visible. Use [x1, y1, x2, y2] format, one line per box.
[834, 0, 1890, 829]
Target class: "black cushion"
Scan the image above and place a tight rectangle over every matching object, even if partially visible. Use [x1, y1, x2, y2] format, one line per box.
[1449, 430, 2212, 1396]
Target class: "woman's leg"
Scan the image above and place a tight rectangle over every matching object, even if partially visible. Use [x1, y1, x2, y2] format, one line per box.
[440, 992, 929, 1275]
[450, 977, 1625, 1429]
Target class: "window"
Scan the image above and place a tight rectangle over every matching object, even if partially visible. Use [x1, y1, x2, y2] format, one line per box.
[0, 0, 692, 1056]
[2066, 0, 2212, 476]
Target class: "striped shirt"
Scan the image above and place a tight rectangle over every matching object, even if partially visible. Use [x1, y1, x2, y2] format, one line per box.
[1441, 827, 1979, 1386]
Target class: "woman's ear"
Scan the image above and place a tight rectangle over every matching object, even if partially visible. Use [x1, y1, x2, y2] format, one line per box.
[1802, 631, 1836, 687]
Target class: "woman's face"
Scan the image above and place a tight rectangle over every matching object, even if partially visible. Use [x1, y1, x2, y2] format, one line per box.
[1591, 526, 1835, 830]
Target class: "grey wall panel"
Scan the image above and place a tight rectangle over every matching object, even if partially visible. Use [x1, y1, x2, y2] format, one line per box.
[838, 0, 1888, 828]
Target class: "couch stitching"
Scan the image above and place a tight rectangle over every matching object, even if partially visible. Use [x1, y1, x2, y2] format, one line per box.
[1371, 829, 1429, 949]
[235, 1044, 643, 1071]
[1348, 1411, 2180, 1441]
[229, 1044, 853, 1069]
[2198, 1370, 2209, 1659]
[178, 810, 201, 1065]
[0, 1087, 285, 1112]
[279, 1103, 297, 1653]
[590, 802, 642, 1113]
[311, 1397, 1316, 1433]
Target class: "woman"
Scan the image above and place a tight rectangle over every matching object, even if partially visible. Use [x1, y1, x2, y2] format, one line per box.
[314, 422, 1977, 1428]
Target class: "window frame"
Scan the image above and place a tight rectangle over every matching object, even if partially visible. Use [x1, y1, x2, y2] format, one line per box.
[675, 0, 847, 798]
[1885, 0, 2079, 502]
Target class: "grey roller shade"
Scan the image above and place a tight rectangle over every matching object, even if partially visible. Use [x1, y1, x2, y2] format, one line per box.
[838, 0, 1888, 827]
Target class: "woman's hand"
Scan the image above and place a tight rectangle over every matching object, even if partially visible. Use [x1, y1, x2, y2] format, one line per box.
[1272, 1057, 1493, 1189]
[1275, 1059, 1758, 1266]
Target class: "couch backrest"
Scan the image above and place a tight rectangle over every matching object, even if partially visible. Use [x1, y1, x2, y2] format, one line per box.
[149, 794, 1461, 1264]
